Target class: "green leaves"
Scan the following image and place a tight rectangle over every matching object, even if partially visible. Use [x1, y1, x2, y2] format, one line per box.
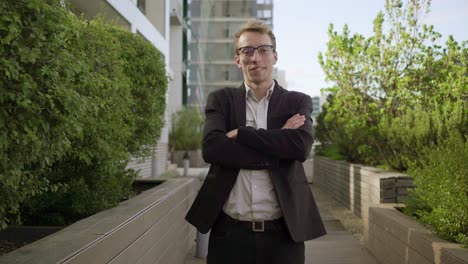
[316, 0, 467, 247]
[1, 0, 167, 228]
[404, 133, 468, 247]
[169, 107, 204, 151]
[316, 0, 467, 170]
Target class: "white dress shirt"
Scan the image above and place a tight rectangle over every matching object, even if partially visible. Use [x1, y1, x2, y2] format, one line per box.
[222, 82, 282, 221]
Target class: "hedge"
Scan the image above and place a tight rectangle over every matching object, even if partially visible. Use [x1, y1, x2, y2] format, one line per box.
[404, 133, 468, 247]
[0, 0, 167, 227]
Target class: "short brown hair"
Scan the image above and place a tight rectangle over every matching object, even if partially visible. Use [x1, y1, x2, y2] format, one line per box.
[233, 20, 276, 55]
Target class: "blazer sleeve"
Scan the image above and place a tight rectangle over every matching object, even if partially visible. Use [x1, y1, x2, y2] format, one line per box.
[202, 91, 279, 170]
[236, 94, 314, 162]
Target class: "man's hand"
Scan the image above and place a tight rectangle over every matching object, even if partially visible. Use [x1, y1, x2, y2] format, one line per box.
[226, 114, 304, 138]
[226, 129, 238, 139]
[282, 114, 305, 129]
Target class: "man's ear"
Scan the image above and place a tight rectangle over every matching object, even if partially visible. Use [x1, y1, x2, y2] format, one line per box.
[235, 55, 242, 68]
[273, 51, 278, 65]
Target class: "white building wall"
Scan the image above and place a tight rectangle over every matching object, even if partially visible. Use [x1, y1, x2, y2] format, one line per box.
[107, 0, 169, 62]
[104, 0, 172, 178]
[169, 25, 184, 116]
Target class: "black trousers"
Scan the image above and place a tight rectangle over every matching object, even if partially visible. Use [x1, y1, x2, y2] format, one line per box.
[207, 212, 305, 264]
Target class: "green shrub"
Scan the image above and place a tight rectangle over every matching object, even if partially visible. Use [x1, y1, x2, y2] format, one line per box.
[316, 0, 468, 171]
[0, 0, 167, 227]
[169, 107, 203, 150]
[0, 0, 88, 228]
[404, 133, 468, 247]
[113, 26, 167, 157]
[21, 161, 137, 225]
[314, 0, 468, 247]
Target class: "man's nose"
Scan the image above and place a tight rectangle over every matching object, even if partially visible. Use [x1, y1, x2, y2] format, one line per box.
[250, 50, 262, 61]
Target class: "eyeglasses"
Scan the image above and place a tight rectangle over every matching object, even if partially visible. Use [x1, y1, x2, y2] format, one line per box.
[237, 45, 274, 57]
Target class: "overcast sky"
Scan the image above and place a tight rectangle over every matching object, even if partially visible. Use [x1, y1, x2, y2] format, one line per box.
[273, 0, 468, 97]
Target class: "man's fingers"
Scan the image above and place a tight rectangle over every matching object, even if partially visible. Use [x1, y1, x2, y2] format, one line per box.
[282, 114, 306, 129]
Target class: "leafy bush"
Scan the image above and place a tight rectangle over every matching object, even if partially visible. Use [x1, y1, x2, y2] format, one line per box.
[0, 0, 87, 228]
[315, 0, 468, 171]
[404, 133, 468, 247]
[0, 0, 167, 227]
[314, 0, 467, 247]
[169, 107, 204, 150]
[113, 26, 167, 156]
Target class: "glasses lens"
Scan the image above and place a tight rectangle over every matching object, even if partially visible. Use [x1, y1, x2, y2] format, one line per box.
[238, 45, 273, 56]
[258, 45, 273, 55]
[240, 47, 255, 56]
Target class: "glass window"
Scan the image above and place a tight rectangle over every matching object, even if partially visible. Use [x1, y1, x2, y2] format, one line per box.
[137, 0, 146, 14]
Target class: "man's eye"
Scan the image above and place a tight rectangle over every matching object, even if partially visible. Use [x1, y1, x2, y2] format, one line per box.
[242, 48, 254, 54]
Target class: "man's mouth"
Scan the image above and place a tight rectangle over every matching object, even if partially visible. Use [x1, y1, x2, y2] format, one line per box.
[250, 67, 264, 71]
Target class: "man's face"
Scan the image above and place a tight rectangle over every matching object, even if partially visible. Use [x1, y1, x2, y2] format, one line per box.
[235, 31, 278, 86]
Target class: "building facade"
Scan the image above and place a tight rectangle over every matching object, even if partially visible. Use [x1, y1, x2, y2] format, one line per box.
[186, 0, 274, 106]
[311, 96, 321, 117]
[70, 0, 184, 178]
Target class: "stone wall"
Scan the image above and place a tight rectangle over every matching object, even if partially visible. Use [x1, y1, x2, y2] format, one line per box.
[312, 156, 468, 264]
[312, 156, 407, 239]
[0, 177, 198, 264]
[369, 206, 468, 264]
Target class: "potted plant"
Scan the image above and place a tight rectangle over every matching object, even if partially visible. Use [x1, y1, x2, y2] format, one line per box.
[169, 107, 205, 167]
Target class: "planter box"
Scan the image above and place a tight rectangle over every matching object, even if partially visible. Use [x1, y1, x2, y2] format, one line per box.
[311, 156, 468, 264]
[0, 180, 164, 252]
[368, 206, 468, 264]
[312, 156, 409, 239]
[0, 177, 198, 264]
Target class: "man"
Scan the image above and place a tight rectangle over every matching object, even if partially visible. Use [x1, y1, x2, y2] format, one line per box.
[185, 20, 326, 264]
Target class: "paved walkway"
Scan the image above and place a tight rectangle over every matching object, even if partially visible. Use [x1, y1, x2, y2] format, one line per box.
[185, 184, 379, 264]
[305, 185, 378, 264]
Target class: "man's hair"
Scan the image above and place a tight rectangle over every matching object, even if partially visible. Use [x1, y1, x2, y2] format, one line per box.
[233, 20, 276, 55]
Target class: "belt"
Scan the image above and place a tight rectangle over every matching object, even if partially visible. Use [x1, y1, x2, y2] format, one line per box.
[219, 212, 285, 232]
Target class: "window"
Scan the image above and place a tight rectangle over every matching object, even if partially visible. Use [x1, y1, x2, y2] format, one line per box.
[137, 0, 146, 14]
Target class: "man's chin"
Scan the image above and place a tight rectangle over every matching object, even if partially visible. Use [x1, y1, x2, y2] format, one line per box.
[247, 77, 270, 85]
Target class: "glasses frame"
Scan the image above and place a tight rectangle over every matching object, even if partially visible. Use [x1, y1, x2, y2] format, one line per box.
[237, 45, 274, 57]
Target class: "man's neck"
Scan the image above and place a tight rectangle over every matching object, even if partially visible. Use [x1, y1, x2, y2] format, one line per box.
[246, 80, 274, 100]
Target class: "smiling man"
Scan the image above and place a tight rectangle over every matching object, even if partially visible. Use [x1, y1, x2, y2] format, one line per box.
[185, 20, 326, 264]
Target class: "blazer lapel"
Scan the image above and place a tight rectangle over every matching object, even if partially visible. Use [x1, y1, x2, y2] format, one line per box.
[234, 83, 246, 127]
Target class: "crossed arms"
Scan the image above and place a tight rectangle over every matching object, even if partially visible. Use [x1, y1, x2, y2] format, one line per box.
[202, 91, 314, 170]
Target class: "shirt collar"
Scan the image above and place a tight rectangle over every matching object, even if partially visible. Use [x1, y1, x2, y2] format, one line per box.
[245, 81, 275, 100]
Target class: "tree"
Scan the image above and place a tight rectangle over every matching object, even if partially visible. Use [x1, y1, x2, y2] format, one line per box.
[316, 0, 467, 171]
[0, 0, 168, 227]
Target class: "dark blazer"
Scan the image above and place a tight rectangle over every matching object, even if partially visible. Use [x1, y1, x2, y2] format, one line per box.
[185, 81, 326, 242]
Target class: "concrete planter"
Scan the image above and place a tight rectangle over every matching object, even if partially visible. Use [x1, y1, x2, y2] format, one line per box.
[312, 156, 468, 264]
[0, 177, 198, 264]
[171, 149, 206, 168]
[312, 156, 409, 239]
[368, 206, 468, 264]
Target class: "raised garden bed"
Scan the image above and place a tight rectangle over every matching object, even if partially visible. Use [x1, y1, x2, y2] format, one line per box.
[0, 179, 164, 257]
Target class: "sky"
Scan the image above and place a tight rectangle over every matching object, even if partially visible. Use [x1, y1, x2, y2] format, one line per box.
[273, 0, 468, 97]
